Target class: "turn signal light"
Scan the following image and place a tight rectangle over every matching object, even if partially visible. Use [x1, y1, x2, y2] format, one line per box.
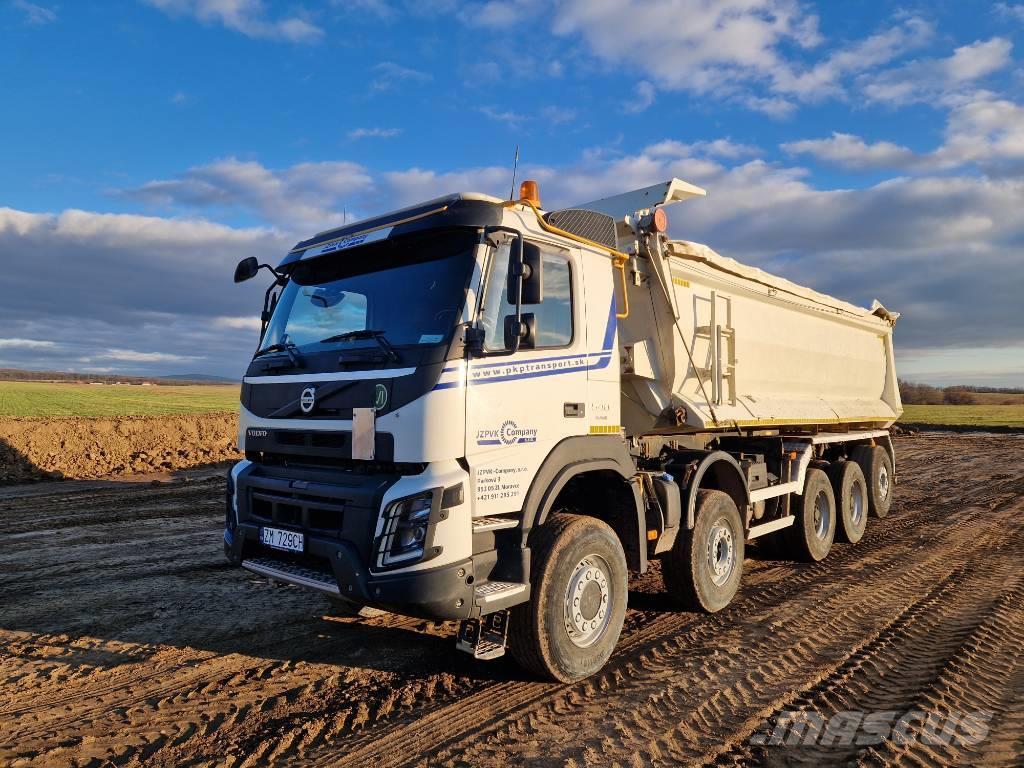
[520, 180, 541, 208]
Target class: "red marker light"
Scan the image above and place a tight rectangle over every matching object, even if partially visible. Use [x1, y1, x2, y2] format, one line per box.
[652, 207, 669, 233]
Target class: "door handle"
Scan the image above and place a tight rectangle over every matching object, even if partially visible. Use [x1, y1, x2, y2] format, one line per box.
[563, 402, 585, 418]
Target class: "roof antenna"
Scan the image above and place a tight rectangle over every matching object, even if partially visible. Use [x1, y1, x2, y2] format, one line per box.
[508, 144, 520, 201]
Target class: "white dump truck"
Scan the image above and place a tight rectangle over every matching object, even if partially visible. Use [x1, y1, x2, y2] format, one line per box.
[226, 178, 901, 682]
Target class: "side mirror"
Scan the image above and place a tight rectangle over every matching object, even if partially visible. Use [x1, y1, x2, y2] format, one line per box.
[521, 243, 543, 305]
[504, 312, 537, 350]
[506, 242, 544, 305]
[234, 256, 260, 283]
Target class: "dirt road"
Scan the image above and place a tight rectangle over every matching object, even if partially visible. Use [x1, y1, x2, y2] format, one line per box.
[1, 434, 1022, 767]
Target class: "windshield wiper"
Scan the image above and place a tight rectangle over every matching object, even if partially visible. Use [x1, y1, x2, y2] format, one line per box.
[320, 329, 399, 363]
[253, 340, 303, 367]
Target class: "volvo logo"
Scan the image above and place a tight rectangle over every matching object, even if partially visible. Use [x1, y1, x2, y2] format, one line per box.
[246, 429, 268, 438]
[299, 387, 316, 414]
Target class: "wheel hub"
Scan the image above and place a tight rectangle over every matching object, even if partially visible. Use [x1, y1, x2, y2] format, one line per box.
[878, 464, 890, 500]
[850, 482, 864, 526]
[707, 518, 735, 586]
[563, 556, 611, 648]
[813, 490, 831, 539]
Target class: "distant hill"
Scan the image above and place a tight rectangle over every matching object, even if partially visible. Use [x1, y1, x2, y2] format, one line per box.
[0, 368, 235, 386]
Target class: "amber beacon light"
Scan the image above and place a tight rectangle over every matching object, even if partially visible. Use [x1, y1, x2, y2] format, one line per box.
[519, 180, 541, 208]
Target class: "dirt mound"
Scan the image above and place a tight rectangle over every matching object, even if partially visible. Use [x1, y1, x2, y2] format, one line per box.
[0, 413, 241, 484]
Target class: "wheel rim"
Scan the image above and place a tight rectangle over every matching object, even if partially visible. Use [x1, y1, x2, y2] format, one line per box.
[563, 555, 612, 648]
[813, 490, 831, 539]
[706, 517, 736, 587]
[878, 464, 890, 500]
[850, 481, 865, 527]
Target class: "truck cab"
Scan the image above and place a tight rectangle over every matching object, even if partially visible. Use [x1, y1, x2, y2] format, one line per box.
[225, 187, 646, 677]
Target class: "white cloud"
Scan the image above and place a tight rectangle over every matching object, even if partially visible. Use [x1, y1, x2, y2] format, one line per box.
[783, 132, 918, 170]
[370, 61, 432, 91]
[624, 80, 656, 114]
[170, 91, 188, 105]
[142, 0, 323, 43]
[478, 106, 528, 125]
[347, 127, 402, 140]
[995, 3, 1024, 22]
[551, 0, 822, 99]
[0, 338, 56, 349]
[11, 0, 56, 25]
[214, 316, 262, 330]
[540, 106, 576, 125]
[863, 37, 1013, 105]
[781, 92, 1024, 174]
[101, 349, 199, 363]
[770, 16, 932, 100]
[122, 157, 373, 231]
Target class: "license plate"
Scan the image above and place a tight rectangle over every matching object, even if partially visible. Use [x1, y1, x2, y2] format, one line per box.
[260, 526, 304, 553]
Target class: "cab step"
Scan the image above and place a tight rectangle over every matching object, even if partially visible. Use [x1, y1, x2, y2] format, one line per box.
[474, 580, 529, 613]
[471, 516, 519, 532]
[456, 610, 510, 660]
[242, 557, 340, 595]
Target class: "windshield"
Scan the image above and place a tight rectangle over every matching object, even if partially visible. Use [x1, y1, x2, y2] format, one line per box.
[258, 232, 475, 356]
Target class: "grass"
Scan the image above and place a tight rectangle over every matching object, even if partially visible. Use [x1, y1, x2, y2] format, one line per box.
[0, 381, 239, 418]
[900, 404, 1024, 429]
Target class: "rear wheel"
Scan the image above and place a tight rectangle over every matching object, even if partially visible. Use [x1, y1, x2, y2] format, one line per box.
[852, 445, 894, 518]
[509, 513, 628, 683]
[828, 460, 868, 544]
[662, 490, 745, 612]
[785, 468, 836, 561]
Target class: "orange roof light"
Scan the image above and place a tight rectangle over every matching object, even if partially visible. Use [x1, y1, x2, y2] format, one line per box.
[652, 207, 669, 233]
[519, 180, 541, 208]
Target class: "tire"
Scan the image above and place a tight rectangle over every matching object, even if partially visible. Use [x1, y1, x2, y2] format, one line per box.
[785, 468, 836, 561]
[851, 445, 894, 519]
[508, 513, 628, 683]
[827, 460, 868, 544]
[661, 490, 745, 612]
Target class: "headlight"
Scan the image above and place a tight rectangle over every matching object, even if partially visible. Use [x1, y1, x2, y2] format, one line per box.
[377, 491, 436, 568]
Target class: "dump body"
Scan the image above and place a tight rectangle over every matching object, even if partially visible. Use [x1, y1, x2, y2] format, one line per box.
[618, 239, 902, 436]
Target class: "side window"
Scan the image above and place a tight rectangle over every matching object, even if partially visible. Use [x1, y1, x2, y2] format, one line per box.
[481, 243, 574, 351]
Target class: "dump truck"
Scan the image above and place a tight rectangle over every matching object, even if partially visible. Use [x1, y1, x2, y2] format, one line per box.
[225, 178, 901, 682]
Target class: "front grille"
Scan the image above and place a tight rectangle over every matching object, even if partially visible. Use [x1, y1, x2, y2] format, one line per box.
[248, 488, 346, 533]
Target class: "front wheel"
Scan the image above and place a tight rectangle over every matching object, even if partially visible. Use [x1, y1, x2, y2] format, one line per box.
[661, 489, 745, 612]
[509, 513, 628, 683]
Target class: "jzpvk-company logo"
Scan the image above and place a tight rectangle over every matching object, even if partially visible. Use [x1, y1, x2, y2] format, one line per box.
[476, 420, 538, 446]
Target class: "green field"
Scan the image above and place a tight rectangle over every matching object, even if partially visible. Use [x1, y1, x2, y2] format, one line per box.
[899, 404, 1024, 428]
[0, 381, 239, 418]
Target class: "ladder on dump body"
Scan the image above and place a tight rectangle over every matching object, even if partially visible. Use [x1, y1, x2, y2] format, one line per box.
[694, 290, 737, 406]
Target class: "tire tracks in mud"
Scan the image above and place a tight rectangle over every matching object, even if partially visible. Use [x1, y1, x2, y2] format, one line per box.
[1, 436, 1023, 767]
[240, 445, 1023, 767]
[361, 477, 1024, 767]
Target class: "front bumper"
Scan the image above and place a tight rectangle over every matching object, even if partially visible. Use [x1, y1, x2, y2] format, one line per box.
[226, 524, 476, 620]
[224, 461, 478, 621]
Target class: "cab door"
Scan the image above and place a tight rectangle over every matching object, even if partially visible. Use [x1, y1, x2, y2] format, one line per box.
[464, 238, 588, 517]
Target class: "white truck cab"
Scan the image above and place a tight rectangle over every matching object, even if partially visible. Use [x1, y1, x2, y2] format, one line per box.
[226, 180, 900, 682]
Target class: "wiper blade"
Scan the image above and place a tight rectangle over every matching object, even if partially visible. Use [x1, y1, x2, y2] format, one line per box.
[320, 329, 399, 363]
[253, 340, 303, 367]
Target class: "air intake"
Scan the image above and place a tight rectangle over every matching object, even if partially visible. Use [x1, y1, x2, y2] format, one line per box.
[544, 208, 618, 250]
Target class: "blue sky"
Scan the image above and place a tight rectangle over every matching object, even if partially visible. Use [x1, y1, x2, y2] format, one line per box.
[1, 0, 1023, 384]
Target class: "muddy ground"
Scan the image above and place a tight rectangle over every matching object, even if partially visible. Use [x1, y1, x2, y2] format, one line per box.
[0, 414, 241, 484]
[0, 433, 1021, 767]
